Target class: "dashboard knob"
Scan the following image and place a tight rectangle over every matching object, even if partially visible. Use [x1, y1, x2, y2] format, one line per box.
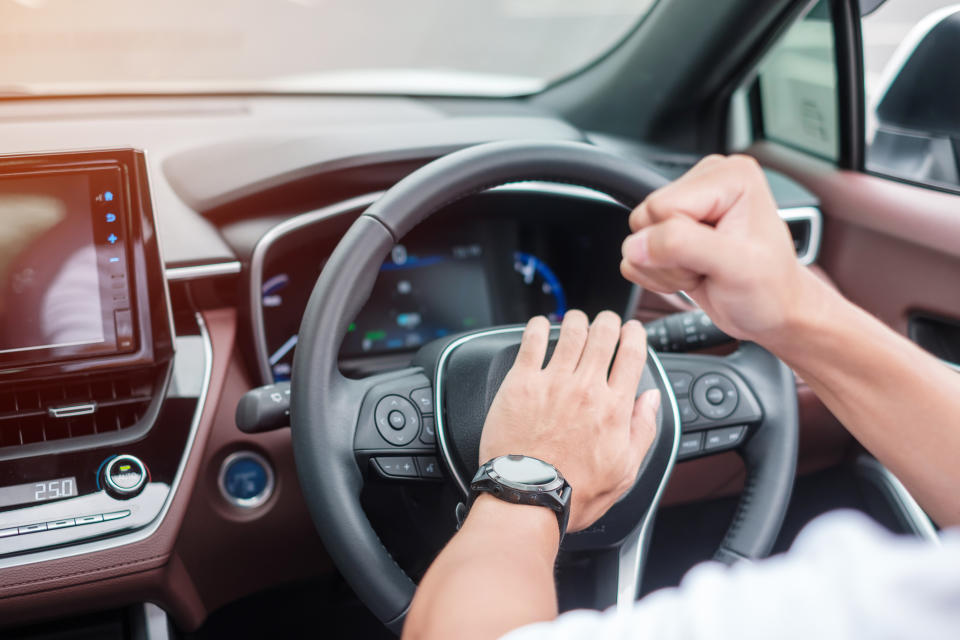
[100, 454, 148, 499]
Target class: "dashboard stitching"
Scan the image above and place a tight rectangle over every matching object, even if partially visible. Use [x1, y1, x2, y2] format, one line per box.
[0, 552, 170, 594]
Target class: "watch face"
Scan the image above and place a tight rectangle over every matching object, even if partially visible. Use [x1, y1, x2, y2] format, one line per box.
[492, 455, 558, 486]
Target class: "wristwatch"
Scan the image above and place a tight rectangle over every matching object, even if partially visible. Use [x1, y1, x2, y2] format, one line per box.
[466, 454, 572, 541]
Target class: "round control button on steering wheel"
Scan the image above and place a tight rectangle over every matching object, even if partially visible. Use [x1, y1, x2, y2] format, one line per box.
[375, 395, 420, 445]
[692, 373, 738, 419]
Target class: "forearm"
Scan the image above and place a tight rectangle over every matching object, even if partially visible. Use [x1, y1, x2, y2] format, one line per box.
[403, 494, 561, 640]
[766, 270, 960, 526]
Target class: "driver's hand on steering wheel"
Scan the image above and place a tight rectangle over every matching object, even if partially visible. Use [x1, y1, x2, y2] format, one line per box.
[620, 154, 824, 348]
[478, 310, 661, 533]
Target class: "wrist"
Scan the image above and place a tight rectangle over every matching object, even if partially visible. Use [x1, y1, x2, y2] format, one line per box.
[755, 267, 837, 356]
[466, 493, 561, 558]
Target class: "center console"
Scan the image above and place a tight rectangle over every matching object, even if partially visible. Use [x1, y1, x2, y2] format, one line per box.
[0, 149, 205, 562]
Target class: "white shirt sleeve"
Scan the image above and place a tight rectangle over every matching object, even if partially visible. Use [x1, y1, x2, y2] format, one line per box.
[502, 510, 960, 640]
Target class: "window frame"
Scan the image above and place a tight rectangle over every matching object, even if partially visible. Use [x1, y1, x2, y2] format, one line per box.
[746, 0, 865, 171]
[831, 0, 866, 171]
[741, 0, 960, 195]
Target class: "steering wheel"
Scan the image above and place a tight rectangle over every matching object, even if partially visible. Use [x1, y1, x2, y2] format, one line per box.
[289, 140, 798, 634]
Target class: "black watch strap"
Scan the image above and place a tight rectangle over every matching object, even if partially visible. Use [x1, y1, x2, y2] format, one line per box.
[464, 457, 572, 542]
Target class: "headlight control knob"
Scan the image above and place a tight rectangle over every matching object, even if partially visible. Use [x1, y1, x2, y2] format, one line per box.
[101, 454, 148, 499]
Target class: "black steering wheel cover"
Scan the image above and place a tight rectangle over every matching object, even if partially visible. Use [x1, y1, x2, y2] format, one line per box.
[290, 217, 416, 628]
[289, 140, 793, 629]
[714, 343, 799, 562]
[291, 140, 669, 626]
[362, 139, 669, 239]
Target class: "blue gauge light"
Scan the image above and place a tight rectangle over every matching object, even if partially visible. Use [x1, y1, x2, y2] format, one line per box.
[513, 252, 567, 320]
[262, 273, 290, 308]
[379, 254, 447, 272]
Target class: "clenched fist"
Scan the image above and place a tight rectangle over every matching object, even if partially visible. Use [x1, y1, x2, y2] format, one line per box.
[620, 154, 822, 346]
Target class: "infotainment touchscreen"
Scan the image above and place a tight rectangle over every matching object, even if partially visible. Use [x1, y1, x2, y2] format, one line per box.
[0, 167, 136, 367]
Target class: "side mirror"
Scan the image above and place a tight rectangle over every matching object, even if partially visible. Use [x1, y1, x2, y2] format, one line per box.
[869, 8, 960, 188]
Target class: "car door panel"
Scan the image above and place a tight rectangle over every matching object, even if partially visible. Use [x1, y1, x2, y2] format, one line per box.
[751, 141, 960, 337]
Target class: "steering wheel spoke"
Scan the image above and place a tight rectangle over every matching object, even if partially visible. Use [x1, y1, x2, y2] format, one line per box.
[657, 353, 765, 461]
[580, 505, 659, 611]
[659, 345, 798, 563]
[351, 367, 443, 484]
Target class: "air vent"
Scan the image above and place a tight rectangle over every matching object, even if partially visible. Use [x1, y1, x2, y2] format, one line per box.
[0, 367, 162, 449]
[787, 219, 811, 256]
[779, 206, 822, 266]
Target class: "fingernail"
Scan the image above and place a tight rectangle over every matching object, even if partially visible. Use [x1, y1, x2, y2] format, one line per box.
[623, 231, 649, 266]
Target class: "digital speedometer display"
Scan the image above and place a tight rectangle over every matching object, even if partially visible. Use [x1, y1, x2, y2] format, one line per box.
[258, 193, 632, 382]
[260, 237, 568, 379]
[339, 243, 494, 358]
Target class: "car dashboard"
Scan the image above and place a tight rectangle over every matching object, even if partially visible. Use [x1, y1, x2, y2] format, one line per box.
[0, 94, 827, 633]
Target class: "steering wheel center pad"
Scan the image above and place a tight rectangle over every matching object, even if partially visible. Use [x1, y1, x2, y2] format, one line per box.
[417, 325, 678, 552]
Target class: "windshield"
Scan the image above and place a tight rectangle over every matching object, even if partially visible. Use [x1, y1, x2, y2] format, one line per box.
[1, 0, 657, 97]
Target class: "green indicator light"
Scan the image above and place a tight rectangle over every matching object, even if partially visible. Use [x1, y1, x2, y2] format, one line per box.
[364, 329, 386, 341]
[463, 317, 476, 327]
[119, 465, 131, 472]
[348, 323, 356, 332]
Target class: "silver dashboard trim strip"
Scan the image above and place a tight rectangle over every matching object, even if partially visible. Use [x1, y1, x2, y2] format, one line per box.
[0, 312, 213, 569]
[250, 192, 386, 384]
[165, 261, 242, 281]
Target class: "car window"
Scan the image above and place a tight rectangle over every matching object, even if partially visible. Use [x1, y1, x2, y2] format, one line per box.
[755, 1, 839, 162]
[862, 1, 960, 191]
[0, 0, 657, 98]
